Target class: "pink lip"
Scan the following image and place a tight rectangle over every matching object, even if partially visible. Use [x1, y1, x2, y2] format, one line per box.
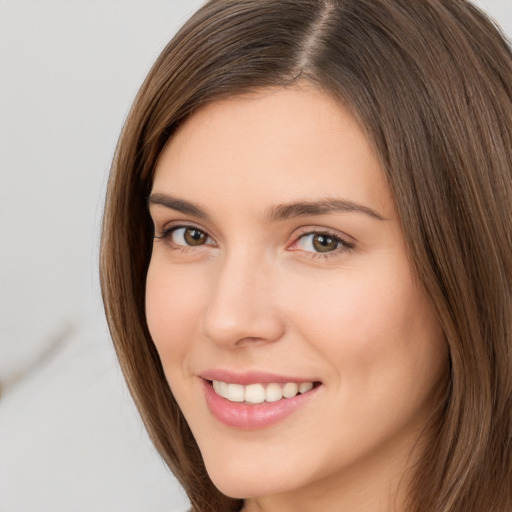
[200, 371, 322, 430]
[200, 369, 318, 385]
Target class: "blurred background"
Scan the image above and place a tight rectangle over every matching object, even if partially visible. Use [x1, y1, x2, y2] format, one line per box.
[0, 1, 510, 511]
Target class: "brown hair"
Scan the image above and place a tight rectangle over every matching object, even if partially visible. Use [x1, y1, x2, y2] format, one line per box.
[100, 1, 512, 510]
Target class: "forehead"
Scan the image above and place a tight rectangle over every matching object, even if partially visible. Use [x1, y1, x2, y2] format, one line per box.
[152, 86, 394, 220]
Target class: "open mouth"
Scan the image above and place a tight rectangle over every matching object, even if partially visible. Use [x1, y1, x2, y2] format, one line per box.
[201, 376, 323, 428]
[207, 379, 322, 405]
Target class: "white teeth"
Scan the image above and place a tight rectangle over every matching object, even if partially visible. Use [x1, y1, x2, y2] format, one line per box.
[244, 383, 266, 404]
[211, 380, 315, 403]
[265, 383, 283, 402]
[219, 380, 229, 397]
[299, 382, 313, 393]
[213, 379, 230, 399]
[282, 382, 299, 398]
[227, 383, 245, 402]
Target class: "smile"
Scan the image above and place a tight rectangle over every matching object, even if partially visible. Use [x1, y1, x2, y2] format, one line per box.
[202, 375, 322, 429]
[212, 380, 315, 404]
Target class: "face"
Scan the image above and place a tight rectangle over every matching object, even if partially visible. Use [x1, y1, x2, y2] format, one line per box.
[146, 86, 448, 511]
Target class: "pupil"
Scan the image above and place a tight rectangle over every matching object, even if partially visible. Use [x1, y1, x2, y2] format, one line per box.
[313, 234, 337, 252]
[185, 228, 206, 246]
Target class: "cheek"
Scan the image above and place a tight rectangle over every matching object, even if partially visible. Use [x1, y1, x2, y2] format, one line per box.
[145, 259, 205, 365]
[284, 266, 397, 352]
[287, 260, 446, 392]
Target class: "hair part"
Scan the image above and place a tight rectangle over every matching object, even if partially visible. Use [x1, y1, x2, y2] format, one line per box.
[101, 1, 512, 510]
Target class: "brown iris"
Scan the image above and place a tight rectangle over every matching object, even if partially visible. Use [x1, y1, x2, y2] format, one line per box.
[184, 228, 207, 246]
[312, 233, 339, 252]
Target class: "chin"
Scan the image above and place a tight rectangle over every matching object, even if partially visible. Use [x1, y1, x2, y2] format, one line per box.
[203, 453, 299, 500]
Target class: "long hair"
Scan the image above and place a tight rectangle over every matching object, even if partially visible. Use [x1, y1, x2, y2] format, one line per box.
[100, 1, 512, 510]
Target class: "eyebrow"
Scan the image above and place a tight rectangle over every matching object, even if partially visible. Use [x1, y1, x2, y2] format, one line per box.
[266, 198, 386, 222]
[148, 193, 386, 222]
[149, 193, 208, 219]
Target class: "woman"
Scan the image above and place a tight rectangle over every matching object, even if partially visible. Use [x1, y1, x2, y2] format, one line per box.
[100, 1, 512, 511]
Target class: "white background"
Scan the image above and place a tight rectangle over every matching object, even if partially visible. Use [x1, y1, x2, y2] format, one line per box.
[0, 1, 510, 511]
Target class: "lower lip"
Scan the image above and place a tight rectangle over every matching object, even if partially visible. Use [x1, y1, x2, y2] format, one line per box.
[202, 380, 320, 429]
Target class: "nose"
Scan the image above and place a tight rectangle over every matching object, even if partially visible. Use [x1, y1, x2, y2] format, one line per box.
[202, 251, 285, 348]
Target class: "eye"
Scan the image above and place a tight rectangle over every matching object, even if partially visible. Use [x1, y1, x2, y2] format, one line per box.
[289, 229, 354, 258]
[172, 227, 210, 246]
[297, 232, 342, 252]
[155, 225, 215, 248]
[300, 232, 341, 252]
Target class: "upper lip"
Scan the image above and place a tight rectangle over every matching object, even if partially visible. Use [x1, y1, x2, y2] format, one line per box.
[199, 369, 321, 386]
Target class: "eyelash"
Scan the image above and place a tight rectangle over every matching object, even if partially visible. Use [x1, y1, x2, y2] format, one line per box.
[154, 224, 216, 254]
[291, 229, 355, 259]
[154, 224, 355, 259]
